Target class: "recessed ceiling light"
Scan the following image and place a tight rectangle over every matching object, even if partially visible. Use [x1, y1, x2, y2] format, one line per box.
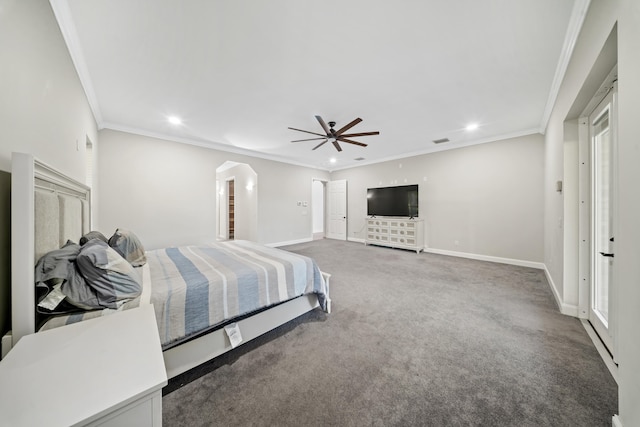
[465, 123, 479, 131]
[168, 116, 182, 125]
[329, 158, 337, 164]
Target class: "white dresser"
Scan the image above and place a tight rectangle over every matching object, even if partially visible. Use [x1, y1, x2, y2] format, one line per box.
[0, 304, 167, 427]
[365, 217, 424, 253]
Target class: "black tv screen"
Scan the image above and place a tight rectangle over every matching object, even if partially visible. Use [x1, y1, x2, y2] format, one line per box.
[367, 185, 418, 218]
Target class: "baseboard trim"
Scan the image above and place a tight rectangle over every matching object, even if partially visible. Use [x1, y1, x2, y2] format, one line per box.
[543, 266, 579, 316]
[266, 237, 313, 248]
[581, 319, 618, 384]
[422, 247, 545, 270]
[613, 415, 623, 427]
[347, 237, 365, 244]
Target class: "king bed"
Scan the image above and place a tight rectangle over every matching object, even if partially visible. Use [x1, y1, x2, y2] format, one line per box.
[8, 152, 331, 378]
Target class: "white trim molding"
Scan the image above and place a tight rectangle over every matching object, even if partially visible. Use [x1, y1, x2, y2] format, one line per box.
[423, 247, 545, 270]
[581, 319, 618, 383]
[49, 0, 103, 124]
[266, 237, 313, 248]
[539, 0, 592, 133]
[544, 265, 579, 317]
[347, 237, 365, 244]
[613, 415, 623, 427]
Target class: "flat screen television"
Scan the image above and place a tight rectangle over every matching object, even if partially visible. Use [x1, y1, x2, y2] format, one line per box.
[367, 184, 418, 218]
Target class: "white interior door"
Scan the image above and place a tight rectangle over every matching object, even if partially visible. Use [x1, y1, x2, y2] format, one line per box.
[327, 179, 347, 240]
[589, 87, 617, 356]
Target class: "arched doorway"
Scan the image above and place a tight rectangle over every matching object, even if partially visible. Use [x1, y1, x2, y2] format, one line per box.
[216, 161, 258, 241]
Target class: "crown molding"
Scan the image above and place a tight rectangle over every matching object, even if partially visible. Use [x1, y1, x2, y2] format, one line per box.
[328, 128, 541, 172]
[538, 0, 592, 134]
[100, 122, 330, 172]
[49, 0, 104, 124]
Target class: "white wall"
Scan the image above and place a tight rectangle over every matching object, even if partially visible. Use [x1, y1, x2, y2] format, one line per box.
[544, 0, 618, 313]
[0, 1, 97, 180]
[97, 129, 330, 249]
[544, 0, 640, 423]
[331, 134, 544, 263]
[0, 0, 97, 342]
[616, 0, 640, 423]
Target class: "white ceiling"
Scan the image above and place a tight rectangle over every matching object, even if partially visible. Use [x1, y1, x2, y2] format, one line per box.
[51, 0, 586, 171]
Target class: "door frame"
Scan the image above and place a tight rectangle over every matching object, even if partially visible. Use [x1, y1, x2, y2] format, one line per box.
[578, 78, 618, 361]
[311, 178, 327, 240]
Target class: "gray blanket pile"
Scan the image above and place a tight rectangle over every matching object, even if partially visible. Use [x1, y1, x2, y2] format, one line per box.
[35, 238, 142, 313]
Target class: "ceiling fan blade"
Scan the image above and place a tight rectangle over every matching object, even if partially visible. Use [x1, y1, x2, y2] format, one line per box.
[312, 140, 328, 150]
[339, 131, 380, 138]
[291, 137, 329, 142]
[332, 140, 343, 152]
[337, 137, 368, 147]
[315, 116, 331, 135]
[335, 118, 362, 135]
[288, 127, 326, 137]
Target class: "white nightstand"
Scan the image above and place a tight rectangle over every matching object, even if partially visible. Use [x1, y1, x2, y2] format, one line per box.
[0, 304, 167, 426]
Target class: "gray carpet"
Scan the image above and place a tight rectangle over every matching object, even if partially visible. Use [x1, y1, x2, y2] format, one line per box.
[163, 240, 617, 426]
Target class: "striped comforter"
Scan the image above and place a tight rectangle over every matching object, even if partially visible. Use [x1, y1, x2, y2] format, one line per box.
[40, 240, 327, 348]
[150, 240, 327, 347]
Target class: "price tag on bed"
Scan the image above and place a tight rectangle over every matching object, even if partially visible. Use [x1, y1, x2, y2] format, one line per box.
[224, 323, 243, 348]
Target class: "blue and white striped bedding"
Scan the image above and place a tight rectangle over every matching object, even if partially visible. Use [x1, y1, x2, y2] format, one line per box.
[40, 240, 328, 348]
[149, 240, 327, 348]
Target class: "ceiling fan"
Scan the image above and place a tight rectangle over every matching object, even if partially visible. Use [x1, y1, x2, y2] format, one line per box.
[288, 115, 379, 152]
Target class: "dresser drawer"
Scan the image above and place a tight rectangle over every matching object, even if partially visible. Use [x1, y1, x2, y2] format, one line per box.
[390, 236, 417, 246]
[368, 226, 388, 234]
[368, 234, 389, 242]
[390, 221, 416, 229]
[390, 228, 416, 237]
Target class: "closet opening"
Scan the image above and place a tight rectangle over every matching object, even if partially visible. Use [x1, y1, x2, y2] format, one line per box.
[227, 179, 235, 240]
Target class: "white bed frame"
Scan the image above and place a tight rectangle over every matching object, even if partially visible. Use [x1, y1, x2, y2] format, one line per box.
[7, 152, 331, 378]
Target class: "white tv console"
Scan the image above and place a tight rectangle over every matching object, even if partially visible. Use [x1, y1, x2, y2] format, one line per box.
[365, 217, 424, 253]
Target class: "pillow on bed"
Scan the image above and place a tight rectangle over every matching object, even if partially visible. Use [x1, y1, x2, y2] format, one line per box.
[71, 239, 142, 309]
[108, 228, 147, 267]
[79, 230, 108, 246]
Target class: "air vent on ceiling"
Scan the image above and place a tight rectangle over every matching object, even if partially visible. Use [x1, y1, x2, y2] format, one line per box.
[354, 157, 365, 161]
[432, 138, 450, 144]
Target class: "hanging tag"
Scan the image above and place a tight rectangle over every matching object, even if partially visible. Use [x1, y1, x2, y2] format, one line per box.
[224, 323, 243, 348]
